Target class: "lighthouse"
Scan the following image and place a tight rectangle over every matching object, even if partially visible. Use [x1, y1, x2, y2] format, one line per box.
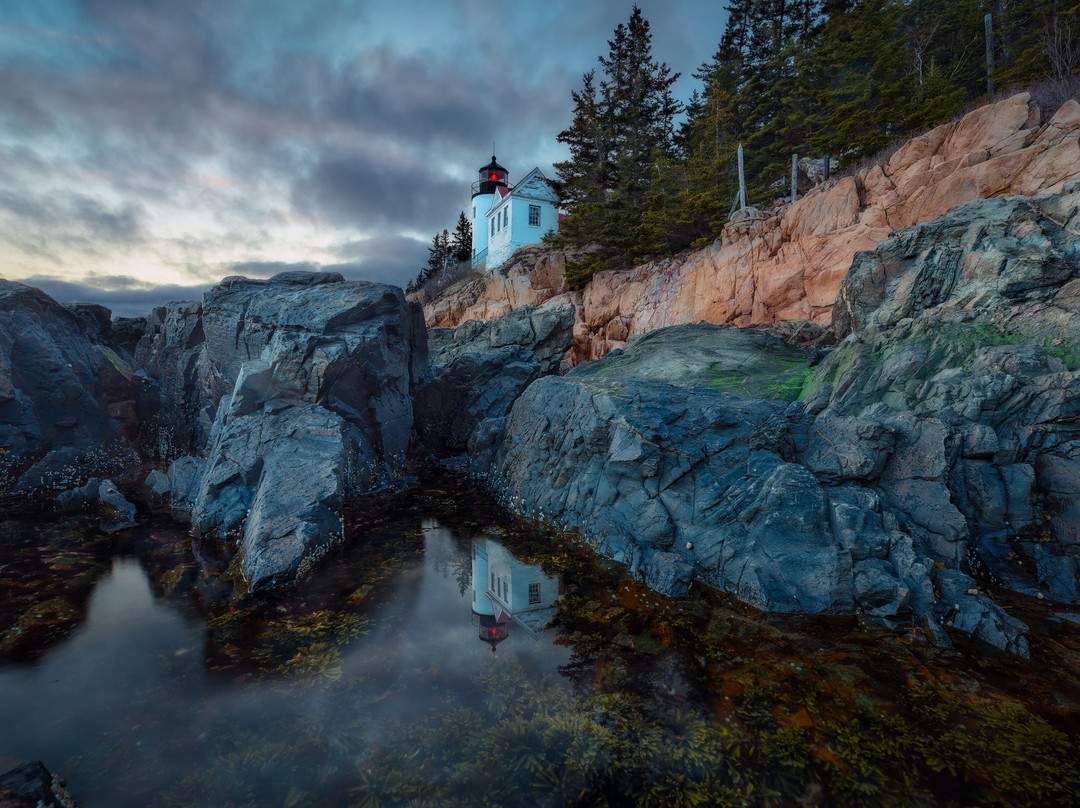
[470, 155, 508, 269]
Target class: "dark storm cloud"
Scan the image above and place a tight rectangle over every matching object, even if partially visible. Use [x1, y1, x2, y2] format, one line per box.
[15, 274, 211, 318]
[293, 147, 466, 231]
[0, 189, 145, 260]
[1, 0, 730, 308]
[328, 234, 431, 287]
[0, 1, 578, 241]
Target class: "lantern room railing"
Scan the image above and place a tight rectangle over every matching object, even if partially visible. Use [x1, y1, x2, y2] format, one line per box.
[472, 178, 511, 196]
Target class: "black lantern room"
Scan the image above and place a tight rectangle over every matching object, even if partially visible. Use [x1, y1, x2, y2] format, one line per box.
[476, 613, 509, 653]
[472, 155, 509, 198]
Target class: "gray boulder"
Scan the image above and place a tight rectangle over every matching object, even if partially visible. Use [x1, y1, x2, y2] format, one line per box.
[167, 455, 205, 521]
[55, 477, 102, 513]
[140, 468, 171, 508]
[496, 374, 862, 614]
[54, 476, 136, 533]
[0, 281, 122, 496]
[97, 479, 136, 533]
[934, 568, 1030, 657]
[0, 760, 77, 808]
[194, 402, 357, 590]
[139, 271, 427, 590]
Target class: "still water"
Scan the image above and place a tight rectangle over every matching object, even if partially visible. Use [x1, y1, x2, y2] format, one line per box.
[3, 481, 1080, 807]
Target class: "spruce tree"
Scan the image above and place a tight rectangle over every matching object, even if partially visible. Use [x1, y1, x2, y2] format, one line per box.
[422, 230, 450, 285]
[554, 70, 609, 208]
[554, 5, 681, 285]
[450, 211, 473, 264]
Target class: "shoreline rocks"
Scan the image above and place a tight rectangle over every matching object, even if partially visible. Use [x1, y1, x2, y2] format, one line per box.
[485, 178, 1080, 656]
[0, 761, 76, 808]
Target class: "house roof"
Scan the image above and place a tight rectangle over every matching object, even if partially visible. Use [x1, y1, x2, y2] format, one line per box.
[486, 166, 558, 217]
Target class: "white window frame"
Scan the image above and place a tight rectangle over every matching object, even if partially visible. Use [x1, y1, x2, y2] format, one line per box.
[528, 581, 541, 605]
[529, 204, 541, 227]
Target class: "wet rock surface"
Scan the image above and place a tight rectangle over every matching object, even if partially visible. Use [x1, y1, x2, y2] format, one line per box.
[0, 761, 76, 808]
[0, 281, 137, 498]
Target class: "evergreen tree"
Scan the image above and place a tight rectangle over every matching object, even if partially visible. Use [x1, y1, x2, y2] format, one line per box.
[554, 69, 609, 208]
[546, 0, 1078, 291]
[553, 5, 682, 285]
[450, 211, 473, 264]
[421, 229, 450, 285]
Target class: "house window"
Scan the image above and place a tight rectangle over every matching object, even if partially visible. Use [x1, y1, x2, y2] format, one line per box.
[496, 214, 500, 233]
[490, 572, 495, 591]
[529, 205, 541, 227]
[472, 205, 476, 220]
[489, 220, 493, 238]
[503, 208, 508, 228]
[502, 580, 509, 601]
[528, 581, 541, 605]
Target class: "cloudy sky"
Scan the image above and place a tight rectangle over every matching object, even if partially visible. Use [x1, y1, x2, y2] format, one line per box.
[0, 0, 729, 316]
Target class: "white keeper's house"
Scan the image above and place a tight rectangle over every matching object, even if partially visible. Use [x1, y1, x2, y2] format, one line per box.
[470, 155, 560, 271]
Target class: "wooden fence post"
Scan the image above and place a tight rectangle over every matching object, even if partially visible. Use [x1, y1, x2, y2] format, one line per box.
[737, 142, 747, 210]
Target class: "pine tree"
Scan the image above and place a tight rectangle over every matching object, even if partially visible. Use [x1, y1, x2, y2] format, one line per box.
[422, 230, 450, 285]
[554, 5, 682, 284]
[450, 211, 473, 264]
[554, 69, 609, 208]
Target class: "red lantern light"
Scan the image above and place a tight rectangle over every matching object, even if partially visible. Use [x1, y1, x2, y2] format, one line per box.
[489, 172, 498, 181]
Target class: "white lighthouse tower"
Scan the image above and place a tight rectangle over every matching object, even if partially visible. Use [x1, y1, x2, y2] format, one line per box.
[470, 155, 508, 269]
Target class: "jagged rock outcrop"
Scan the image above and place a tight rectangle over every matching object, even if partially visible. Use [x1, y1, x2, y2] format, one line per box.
[0, 761, 77, 808]
[492, 177, 1080, 656]
[55, 477, 137, 533]
[426, 94, 1080, 365]
[0, 281, 140, 498]
[494, 328, 921, 617]
[139, 271, 427, 590]
[812, 176, 1080, 609]
[413, 304, 575, 472]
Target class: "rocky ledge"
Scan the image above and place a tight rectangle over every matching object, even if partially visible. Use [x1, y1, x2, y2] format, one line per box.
[487, 176, 1080, 657]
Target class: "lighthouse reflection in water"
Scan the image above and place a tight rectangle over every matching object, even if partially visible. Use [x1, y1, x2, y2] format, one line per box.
[471, 537, 562, 652]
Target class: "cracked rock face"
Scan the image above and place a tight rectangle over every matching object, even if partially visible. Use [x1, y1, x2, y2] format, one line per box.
[0, 280, 143, 498]
[491, 177, 1080, 656]
[413, 304, 575, 472]
[141, 271, 428, 591]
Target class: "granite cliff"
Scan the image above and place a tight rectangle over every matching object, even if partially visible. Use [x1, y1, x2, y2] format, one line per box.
[488, 176, 1080, 656]
[424, 93, 1080, 364]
